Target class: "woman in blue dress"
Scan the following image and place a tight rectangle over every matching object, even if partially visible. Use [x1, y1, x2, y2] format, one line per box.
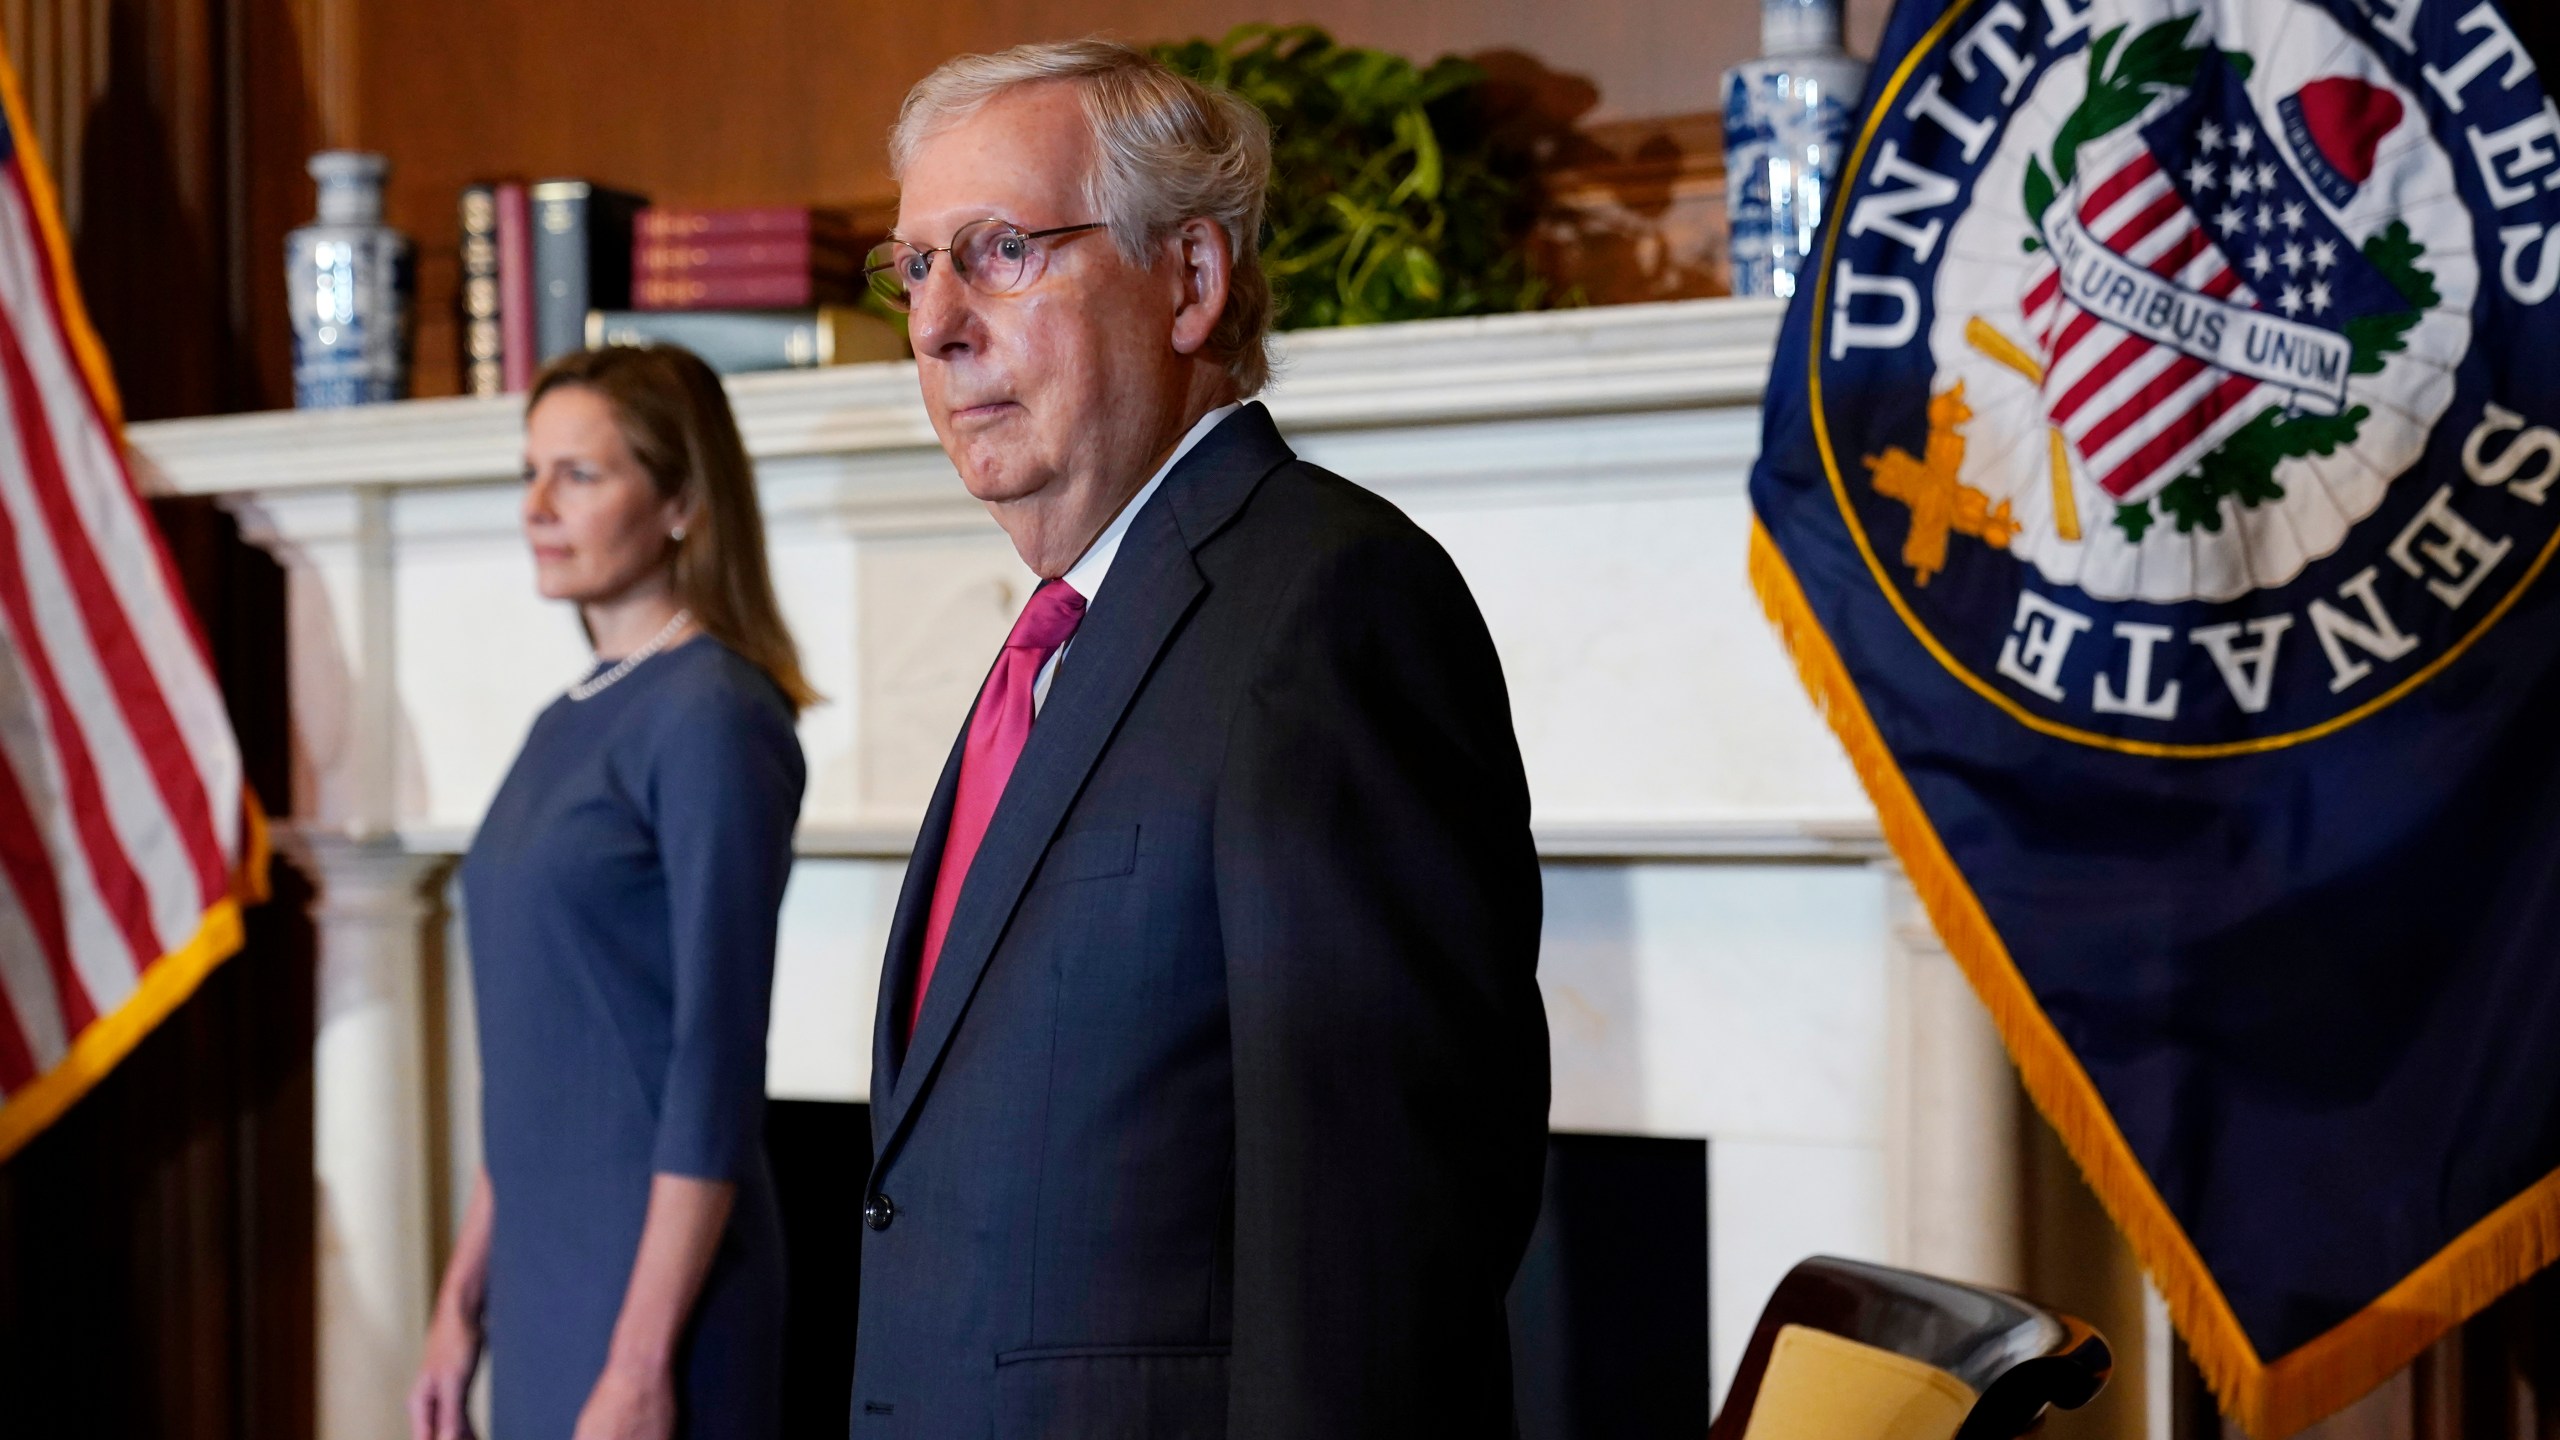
[409, 344, 816, 1440]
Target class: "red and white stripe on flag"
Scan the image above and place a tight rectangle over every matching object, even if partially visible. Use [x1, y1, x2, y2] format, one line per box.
[0, 43, 266, 1161]
[2021, 140, 2282, 505]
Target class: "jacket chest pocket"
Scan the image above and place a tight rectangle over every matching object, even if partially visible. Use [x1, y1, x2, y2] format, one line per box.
[1030, 824, 1139, 890]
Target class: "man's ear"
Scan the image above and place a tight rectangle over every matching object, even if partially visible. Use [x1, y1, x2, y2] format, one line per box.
[1167, 217, 1234, 357]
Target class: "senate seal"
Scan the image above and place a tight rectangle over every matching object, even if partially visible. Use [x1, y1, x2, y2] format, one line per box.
[1811, 0, 2560, 754]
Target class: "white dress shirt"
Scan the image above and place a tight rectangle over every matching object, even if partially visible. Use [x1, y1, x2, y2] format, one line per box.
[1031, 403, 1241, 713]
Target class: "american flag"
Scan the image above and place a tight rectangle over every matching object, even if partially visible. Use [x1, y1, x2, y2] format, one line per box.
[0, 49, 264, 1159]
[2021, 55, 2403, 505]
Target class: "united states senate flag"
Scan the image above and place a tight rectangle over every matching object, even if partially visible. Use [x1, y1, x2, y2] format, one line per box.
[1748, 0, 2560, 1433]
[0, 44, 266, 1160]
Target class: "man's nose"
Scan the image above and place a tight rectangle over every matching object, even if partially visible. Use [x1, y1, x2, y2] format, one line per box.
[905, 261, 979, 358]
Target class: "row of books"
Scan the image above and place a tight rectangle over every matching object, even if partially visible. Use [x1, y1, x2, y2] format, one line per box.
[458, 183, 902, 392]
[634, 204, 867, 309]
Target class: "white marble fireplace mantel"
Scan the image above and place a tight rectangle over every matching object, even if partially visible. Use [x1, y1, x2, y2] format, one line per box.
[133, 296, 1878, 861]
[126, 297, 2035, 1433]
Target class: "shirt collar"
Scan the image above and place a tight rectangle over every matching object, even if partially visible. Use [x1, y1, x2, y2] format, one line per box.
[1059, 402, 1241, 604]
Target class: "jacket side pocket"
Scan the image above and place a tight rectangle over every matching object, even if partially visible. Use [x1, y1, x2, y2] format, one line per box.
[992, 1344, 1227, 1439]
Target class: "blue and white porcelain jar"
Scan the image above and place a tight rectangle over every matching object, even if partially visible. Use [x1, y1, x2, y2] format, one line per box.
[287, 151, 413, 408]
[1722, 0, 1869, 300]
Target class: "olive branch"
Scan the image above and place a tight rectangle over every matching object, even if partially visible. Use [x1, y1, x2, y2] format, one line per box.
[2022, 16, 2247, 246]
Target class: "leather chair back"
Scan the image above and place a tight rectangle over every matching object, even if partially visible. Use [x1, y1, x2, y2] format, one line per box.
[1709, 1256, 2113, 1440]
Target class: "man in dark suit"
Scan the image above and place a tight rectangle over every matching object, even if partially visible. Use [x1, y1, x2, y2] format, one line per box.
[850, 39, 1549, 1438]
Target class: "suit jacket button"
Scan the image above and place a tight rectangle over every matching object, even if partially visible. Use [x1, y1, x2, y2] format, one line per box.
[864, 1193, 896, 1231]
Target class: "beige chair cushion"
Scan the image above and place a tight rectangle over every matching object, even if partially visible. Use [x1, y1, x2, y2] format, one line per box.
[1738, 1323, 1979, 1440]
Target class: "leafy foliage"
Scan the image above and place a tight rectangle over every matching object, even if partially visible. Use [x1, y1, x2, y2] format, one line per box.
[2023, 17, 2246, 232]
[1154, 24, 1547, 329]
[2342, 220, 2439, 375]
[2150, 404, 2365, 534]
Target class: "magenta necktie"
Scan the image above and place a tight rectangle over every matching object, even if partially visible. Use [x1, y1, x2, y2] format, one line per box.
[909, 579, 1088, 1038]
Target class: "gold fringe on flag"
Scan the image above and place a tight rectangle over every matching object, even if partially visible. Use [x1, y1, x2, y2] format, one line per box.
[0, 796, 272, 1163]
[1748, 519, 2560, 1438]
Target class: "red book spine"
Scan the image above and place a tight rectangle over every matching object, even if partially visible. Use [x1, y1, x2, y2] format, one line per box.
[496, 182, 535, 391]
[637, 236, 834, 271]
[634, 206, 852, 241]
[634, 270, 858, 309]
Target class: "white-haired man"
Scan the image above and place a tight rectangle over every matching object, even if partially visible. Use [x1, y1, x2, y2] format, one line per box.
[853, 40, 1549, 1438]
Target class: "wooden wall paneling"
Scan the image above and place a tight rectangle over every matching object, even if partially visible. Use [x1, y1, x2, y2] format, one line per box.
[348, 0, 1792, 397]
[0, 0, 326, 418]
[2443, 1271, 2560, 1438]
[235, 0, 335, 411]
[0, 0, 1898, 407]
[57, 0, 231, 419]
[1, 0, 110, 230]
[2021, 1111, 2153, 1440]
[1533, 110, 1730, 307]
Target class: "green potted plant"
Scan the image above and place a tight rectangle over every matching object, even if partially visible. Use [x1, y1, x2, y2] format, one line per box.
[1153, 24, 1551, 330]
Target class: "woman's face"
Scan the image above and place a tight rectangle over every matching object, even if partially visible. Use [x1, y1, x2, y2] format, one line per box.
[521, 385, 686, 606]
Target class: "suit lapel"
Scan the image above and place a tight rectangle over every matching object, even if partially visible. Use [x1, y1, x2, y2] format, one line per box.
[872, 508, 1200, 1157]
[1159, 402, 1292, 554]
[870, 404, 1298, 1162]
[870, 710, 971, 1108]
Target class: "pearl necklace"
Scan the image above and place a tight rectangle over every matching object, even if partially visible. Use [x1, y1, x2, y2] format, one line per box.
[568, 608, 693, 702]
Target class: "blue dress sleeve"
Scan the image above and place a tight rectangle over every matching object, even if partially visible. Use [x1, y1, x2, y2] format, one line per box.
[644, 664, 806, 1181]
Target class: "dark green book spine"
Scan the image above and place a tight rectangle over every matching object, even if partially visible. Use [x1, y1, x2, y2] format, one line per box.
[585, 309, 831, 373]
[531, 180, 647, 364]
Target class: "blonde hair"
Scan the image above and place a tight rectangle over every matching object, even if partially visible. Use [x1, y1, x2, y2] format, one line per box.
[530, 345, 821, 713]
[891, 38, 1275, 396]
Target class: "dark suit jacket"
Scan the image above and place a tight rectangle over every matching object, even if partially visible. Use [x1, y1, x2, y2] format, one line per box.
[852, 403, 1549, 1439]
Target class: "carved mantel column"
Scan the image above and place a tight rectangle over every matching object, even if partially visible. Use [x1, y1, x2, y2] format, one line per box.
[225, 482, 445, 1440]
[1879, 859, 2027, 1290]
[291, 833, 451, 1440]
